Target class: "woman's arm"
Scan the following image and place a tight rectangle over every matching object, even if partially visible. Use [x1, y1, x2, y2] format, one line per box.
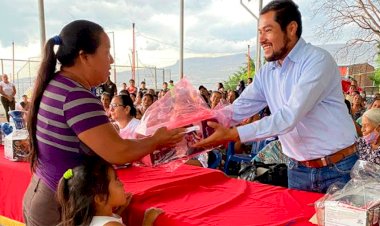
[78, 123, 185, 165]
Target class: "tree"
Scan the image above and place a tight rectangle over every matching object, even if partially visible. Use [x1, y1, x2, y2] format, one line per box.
[371, 53, 380, 86]
[224, 57, 255, 91]
[314, 0, 380, 55]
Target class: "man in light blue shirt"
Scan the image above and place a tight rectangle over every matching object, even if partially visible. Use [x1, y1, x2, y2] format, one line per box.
[195, 0, 358, 193]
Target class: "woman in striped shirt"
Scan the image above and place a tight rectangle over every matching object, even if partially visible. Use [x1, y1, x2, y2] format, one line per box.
[23, 20, 185, 226]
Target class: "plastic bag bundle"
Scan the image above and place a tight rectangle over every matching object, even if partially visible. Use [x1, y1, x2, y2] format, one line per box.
[135, 78, 232, 170]
[314, 160, 380, 226]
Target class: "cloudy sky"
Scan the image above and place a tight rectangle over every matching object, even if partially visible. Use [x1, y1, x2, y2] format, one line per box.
[0, 0, 347, 69]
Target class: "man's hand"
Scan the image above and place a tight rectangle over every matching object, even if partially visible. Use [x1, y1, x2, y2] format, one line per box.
[193, 121, 240, 148]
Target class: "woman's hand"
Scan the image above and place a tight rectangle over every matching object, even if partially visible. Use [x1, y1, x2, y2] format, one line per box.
[152, 127, 186, 150]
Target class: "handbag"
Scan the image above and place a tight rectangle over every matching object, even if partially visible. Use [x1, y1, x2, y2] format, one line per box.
[238, 161, 288, 188]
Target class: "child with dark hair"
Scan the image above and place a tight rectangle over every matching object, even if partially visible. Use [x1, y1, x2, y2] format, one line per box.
[57, 157, 163, 226]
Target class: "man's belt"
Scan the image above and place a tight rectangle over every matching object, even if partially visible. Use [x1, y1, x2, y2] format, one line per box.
[298, 143, 356, 168]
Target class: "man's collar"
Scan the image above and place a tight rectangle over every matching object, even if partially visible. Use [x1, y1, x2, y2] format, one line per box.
[267, 38, 306, 70]
[285, 37, 305, 63]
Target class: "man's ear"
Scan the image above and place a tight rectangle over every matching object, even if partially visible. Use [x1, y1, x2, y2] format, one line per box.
[287, 21, 298, 37]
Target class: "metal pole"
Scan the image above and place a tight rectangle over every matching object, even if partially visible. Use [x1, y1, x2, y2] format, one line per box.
[247, 45, 250, 78]
[1, 59, 3, 75]
[17, 71, 20, 99]
[12, 42, 15, 82]
[132, 23, 136, 81]
[136, 50, 139, 84]
[128, 53, 132, 81]
[28, 59, 31, 87]
[112, 32, 117, 83]
[38, 0, 46, 54]
[240, 0, 263, 72]
[179, 0, 184, 79]
[256, 0, 262, 70]
[154, 67, 157, 91]
[163, 69, 165, 83]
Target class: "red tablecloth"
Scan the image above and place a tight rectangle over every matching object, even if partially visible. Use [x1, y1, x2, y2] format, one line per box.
[0, 147, 31, 222]
[0, 146, 323, 225]
[118, 165, 322, 226]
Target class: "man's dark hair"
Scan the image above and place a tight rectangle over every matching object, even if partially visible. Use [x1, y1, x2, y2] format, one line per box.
[260, 0, 302, 38]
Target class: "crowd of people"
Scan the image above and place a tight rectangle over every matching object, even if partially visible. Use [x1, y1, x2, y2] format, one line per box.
[344, 80, 380, 164]
[95, 76, 251, 168]
[0, 73, 31, 122]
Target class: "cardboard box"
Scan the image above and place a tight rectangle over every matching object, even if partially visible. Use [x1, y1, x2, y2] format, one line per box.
[325, 201, 379, 226]
[4, 129, 30, 162]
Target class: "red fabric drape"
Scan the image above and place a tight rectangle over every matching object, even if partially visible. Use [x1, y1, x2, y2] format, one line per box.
[118, 165, 322, 226]
[0, 146, 322, 225]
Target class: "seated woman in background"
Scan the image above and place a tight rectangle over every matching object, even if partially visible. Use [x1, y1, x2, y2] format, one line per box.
[227, 90, 239, 104]
[101, 92, 112, 118]
[110, 94, 140, 139]
[357, 108, 380, 165]
[57, 156, 163, 226]
[351, 92, 366, 121]
[136, 93, 154, 119]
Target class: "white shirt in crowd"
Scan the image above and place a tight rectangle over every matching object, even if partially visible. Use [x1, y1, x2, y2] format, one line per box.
[0, 81, 14, 96]
[119, 118, 140, 139]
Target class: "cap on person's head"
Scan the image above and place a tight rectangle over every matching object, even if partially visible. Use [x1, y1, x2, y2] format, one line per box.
[363, 108, 380, 126]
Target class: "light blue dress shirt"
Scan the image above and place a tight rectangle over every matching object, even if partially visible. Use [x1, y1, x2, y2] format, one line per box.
[231, 38, 357, 161]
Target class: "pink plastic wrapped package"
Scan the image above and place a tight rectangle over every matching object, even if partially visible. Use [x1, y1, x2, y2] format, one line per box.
[135, 78, 232, 169]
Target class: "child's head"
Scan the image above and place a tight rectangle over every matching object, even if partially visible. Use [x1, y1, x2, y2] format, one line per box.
[57, 157, 126, 226]
[101, 92, 111, 108]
